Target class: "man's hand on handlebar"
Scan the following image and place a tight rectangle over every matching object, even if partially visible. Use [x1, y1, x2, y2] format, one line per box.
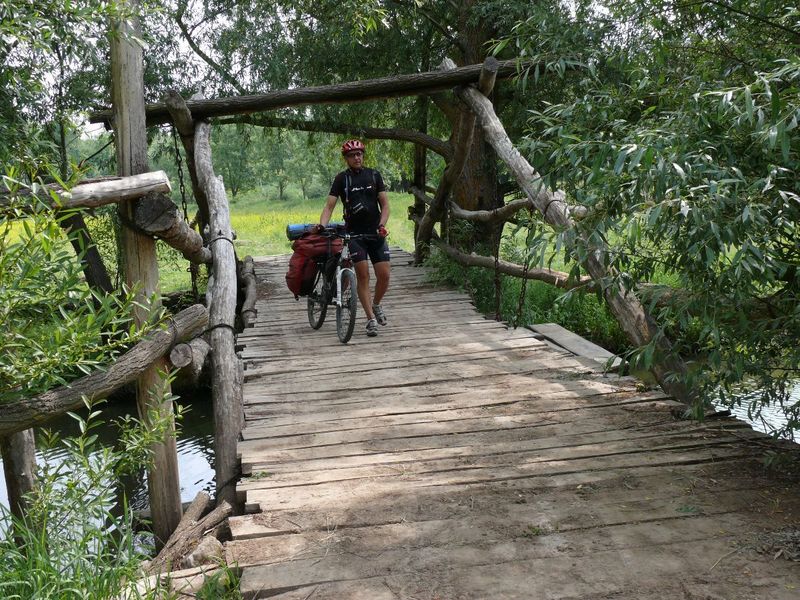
[378, 225, 389, 238]
[314, 223, 326, 233]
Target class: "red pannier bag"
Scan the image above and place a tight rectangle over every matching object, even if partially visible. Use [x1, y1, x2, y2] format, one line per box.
[285, 233, 343, 299]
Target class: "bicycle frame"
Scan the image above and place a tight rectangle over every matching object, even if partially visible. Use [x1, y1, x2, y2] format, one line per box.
[307, 227, 379, 343]
[333, 237, 355, 308]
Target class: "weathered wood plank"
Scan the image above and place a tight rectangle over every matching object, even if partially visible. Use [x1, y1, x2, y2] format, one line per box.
[232, 252, 800, 600]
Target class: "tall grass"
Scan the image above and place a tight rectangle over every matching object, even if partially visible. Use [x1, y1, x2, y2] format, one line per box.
[227, 189, 417, 258]
[0, 397, 175, 599]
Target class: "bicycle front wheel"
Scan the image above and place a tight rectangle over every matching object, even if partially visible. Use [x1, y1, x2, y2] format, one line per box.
[336, 269, 358, 343]
[307, 269, 328, 329]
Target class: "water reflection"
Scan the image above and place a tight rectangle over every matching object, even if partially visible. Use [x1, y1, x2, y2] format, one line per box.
[714, 382, 799, 440]
[0, 392, 216, 511]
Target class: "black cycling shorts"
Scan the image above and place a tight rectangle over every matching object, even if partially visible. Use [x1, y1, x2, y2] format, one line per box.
[349, 237, 390, 264]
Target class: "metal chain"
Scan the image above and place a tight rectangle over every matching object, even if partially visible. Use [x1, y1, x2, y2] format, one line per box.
[171, 126, 199, 301]
[171, 126, 189, 222]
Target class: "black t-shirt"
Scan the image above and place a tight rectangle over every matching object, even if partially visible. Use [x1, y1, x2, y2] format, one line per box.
[329, 167, 386, 233]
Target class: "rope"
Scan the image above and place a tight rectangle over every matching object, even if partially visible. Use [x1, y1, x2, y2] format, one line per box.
[207, 235, 235, 247]
[205, 323, 236, 335]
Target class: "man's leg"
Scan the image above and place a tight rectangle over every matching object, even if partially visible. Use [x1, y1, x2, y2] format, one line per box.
[372, 260, 390, 306]
[353, 260, 374, 320]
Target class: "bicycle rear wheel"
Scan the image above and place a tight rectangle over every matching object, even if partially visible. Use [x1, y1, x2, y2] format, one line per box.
[307, 269, 328, 329]
[336, 269, 358, 343]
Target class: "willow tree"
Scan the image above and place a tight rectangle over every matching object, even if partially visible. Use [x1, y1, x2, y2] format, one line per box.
[501, 0, 800, 435]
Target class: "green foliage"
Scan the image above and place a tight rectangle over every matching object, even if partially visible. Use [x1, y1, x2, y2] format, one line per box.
[0, 396, 181, 599]
[0, 181, 148, 405]
[501, 0, 800, 435]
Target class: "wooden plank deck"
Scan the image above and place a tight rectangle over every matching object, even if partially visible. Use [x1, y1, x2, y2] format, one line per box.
[230, 249, 800, 599]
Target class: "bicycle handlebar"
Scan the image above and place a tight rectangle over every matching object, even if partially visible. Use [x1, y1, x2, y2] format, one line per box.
[318, 227, 379, 241]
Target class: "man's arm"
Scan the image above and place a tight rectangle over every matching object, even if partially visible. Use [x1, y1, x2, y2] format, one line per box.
[378, 191, 389, 228]
[319, 195, 338, 227]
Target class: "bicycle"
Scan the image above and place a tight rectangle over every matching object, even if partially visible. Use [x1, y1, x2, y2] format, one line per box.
[307, 227, 374, 343]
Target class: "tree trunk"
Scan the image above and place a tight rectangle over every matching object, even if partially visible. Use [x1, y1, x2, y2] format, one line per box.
[0, 430, 36, 525]
[456, 82, 693, 404]
[60, 212, 115, 293]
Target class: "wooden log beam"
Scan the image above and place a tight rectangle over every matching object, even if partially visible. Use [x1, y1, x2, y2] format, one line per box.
[215, 115, 454, 161]
[455, 81, 693, 403]
[0, 304, 208, 438]
[133, 191, 212, 264]
[88, 58, 530, 126]
[194, 117, 243, 511]
[434, 240, 594, 290]
[0, 171, 172, 213]
[239, 255, 257, 329]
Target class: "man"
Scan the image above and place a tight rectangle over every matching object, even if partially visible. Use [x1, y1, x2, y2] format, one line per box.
[319, 139, 390, 337]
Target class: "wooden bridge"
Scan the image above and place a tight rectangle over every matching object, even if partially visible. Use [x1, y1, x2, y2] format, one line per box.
[225, 250, 800, 599]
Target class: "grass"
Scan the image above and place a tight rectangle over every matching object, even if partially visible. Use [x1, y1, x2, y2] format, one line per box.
[226, 189, 417, 258]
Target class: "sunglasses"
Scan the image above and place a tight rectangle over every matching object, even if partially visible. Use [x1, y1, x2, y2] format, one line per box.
[345, 151, 364, 158]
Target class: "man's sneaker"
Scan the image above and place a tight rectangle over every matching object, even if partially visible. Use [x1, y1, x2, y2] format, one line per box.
[373, 304, 387, 326]
[366, 318, 378, 337]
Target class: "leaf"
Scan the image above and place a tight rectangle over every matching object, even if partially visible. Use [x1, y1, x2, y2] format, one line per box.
[744, 86, 753, 122]
[673, 162, 686, 178]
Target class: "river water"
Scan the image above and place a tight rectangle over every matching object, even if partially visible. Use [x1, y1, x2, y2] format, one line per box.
[0, 392, 216, 511]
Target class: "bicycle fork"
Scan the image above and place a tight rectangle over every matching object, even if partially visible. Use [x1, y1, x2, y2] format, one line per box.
[335, 267, 355, 307]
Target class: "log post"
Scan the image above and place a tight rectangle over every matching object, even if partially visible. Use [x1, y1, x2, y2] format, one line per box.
[192, 109, 243, 511]
[169, 337, 212, 389]
[240, 255, 257, 328]
[111, 1, 182, 549]
[455, 80, 692, 403]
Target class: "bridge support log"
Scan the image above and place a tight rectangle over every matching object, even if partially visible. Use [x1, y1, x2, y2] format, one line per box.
[455, 78, 692, 403]
[169, 337, 211, 389]
[112, 3, 183, 549]
[193, 113, 244, 511]
[133, 191, 212, 264]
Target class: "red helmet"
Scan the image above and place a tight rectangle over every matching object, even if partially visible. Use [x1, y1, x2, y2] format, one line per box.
[341, 139, 366, 155]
